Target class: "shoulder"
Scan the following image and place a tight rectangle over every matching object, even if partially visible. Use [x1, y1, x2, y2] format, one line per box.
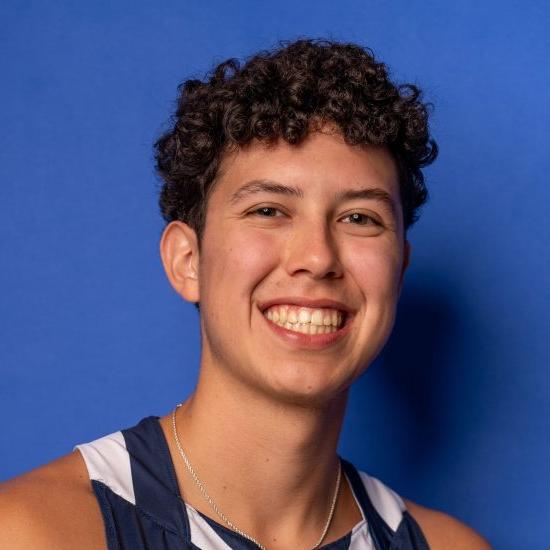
[403, 498, 492, 550]
[0, 450, 106, 550]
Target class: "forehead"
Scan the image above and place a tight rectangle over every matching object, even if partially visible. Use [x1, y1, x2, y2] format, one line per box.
[211, 131, 401, 206]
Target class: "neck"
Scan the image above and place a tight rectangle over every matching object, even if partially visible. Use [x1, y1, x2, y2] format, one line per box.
[159, 356, 360, 549]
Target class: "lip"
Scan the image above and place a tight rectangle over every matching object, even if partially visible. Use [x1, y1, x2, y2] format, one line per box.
[257, 297, 355, 350]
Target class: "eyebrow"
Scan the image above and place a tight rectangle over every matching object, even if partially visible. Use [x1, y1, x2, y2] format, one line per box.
[333, 187, 398, 218]
[230, 179, 398, 218]
[229, 179, 304, 204]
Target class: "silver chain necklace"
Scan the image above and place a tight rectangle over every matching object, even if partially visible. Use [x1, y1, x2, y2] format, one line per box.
[171, 403, 342, 550]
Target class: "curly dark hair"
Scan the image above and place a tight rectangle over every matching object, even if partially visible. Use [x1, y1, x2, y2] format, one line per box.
[155, 38, 437, 241]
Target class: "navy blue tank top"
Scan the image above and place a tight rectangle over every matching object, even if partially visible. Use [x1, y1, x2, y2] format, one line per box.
[75, 416, 430, 549]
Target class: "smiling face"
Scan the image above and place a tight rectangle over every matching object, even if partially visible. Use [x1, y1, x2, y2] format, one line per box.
[165, 130, 410, 406]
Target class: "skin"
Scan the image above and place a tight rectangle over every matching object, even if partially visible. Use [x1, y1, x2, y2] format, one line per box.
[0, 130, 492, 549]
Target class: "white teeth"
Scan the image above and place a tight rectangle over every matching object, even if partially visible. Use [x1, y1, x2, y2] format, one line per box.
[263, 304, 347, 334]
[276, 323, 338, 335]
[298, 309, 310, 323]
[311, 310, 323, 325]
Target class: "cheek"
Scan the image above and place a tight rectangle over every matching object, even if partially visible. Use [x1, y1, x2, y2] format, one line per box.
[346, 240, 403, 300]
[201, 227, 280, 300]
[346, 241, 404, 364]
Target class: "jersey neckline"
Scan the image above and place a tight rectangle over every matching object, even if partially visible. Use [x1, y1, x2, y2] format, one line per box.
[148, 415, 378, 549]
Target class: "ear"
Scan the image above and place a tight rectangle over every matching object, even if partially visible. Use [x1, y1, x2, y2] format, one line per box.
[160, 221, 200, 303]
[398, 239, 411, 296]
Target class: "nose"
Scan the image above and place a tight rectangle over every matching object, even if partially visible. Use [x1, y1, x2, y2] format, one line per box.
[284, 219, 343, 280]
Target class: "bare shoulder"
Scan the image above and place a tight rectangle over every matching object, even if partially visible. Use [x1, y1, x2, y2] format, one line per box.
[0, 450, 106, 549]
[403, 498, 492, 550]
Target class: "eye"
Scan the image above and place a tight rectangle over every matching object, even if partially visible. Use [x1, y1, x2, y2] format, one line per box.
[341, 212, 382, 226]
[248, 206, 284, 218]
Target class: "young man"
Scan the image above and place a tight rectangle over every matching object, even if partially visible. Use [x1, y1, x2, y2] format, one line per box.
[0, 39, 491, 549]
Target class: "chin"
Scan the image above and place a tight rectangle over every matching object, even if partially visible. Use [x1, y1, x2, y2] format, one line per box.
[262, 367, 351, 409]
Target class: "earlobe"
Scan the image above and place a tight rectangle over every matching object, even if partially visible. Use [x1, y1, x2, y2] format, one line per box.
[160, 221, 200, 303]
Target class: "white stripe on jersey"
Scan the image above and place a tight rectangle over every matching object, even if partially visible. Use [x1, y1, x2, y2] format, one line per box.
[348, 520, 374, 549]
[75, 431, 136, 505]
[358, 470, 406, 532]
[185, 505, 233, 550]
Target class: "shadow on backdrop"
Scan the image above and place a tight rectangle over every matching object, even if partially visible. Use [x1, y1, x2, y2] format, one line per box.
[345, 272, 490, 500]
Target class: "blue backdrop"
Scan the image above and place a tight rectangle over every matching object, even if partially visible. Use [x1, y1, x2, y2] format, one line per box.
[1, 2, 549, 548]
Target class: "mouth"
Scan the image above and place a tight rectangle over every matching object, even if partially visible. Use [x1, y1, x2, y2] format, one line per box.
[257, 298, 355, 349]
[262, 304, 348, 335]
